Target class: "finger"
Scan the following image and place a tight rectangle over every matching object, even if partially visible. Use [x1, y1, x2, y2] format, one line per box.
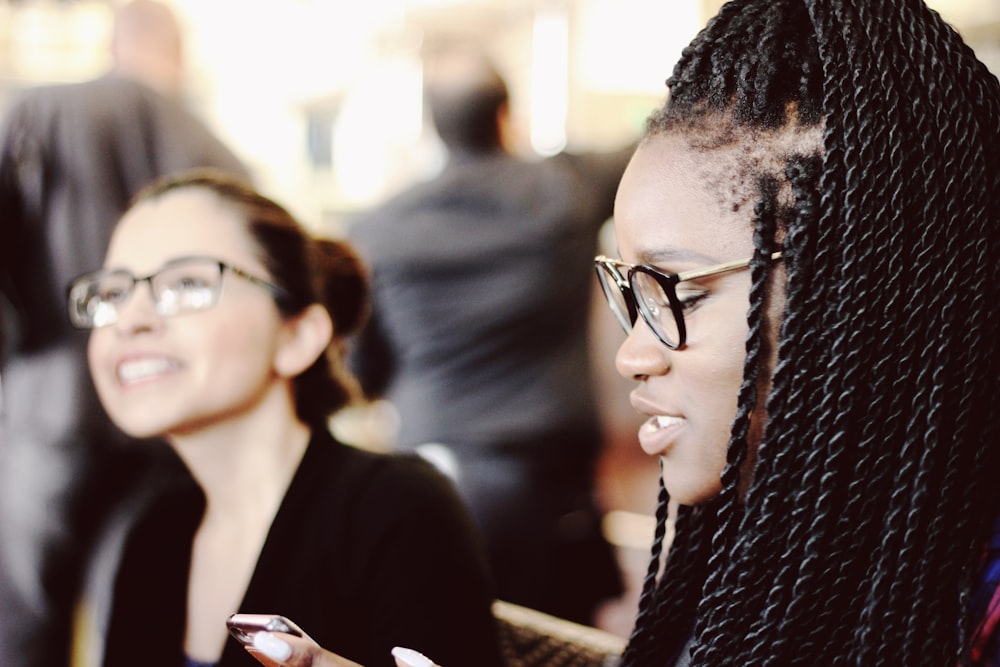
[247, 631, 364, 667]
[391, 646, 437, 667]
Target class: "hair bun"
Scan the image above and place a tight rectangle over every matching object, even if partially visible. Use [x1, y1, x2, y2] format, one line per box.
[315, 238, 369, 337]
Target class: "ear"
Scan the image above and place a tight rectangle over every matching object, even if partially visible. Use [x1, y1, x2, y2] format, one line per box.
[273, 304, 334, 378]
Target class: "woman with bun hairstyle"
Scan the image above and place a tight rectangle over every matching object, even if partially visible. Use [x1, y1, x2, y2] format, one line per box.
[67, 169, 503, 667]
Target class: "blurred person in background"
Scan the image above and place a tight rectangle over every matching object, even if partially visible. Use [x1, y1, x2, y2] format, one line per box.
[0, 2, 249, 665]
[347, 48, 632, 625]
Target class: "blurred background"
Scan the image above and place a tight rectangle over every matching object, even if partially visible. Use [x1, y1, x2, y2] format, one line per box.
[1, 0, 997, 637]
[2, 0, 995, 233]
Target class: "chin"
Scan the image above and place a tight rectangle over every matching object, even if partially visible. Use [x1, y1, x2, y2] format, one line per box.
[102, 405, 173, 440]
[664, 476, 724, 507]
[113, 419, 169, 440]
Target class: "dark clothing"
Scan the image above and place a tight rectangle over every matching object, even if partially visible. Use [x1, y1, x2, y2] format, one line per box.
[0, 75, 248, 355]
[970, 514, 1000, 665]
[0, 74, 249, 667]
[449, 433, 622, 623]
[101, 430, 503, 667]
[348, 145, 633, 622]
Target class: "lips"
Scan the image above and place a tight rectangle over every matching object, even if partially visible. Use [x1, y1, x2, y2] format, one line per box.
[116, 356, 180, 386]
[629, 388, 687, 456]
[636, 412, 687, 456]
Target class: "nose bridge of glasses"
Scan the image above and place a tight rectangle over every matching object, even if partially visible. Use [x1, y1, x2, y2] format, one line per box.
[110, 274, 161, 323]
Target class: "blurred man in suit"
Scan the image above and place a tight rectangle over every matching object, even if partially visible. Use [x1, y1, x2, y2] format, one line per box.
[349, 50, 632, 624]
[0, 3, 249, 664]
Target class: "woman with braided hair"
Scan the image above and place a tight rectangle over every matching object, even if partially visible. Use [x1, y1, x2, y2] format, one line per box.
[595, 0, 1000, 664]
[236, 0, 999, 666]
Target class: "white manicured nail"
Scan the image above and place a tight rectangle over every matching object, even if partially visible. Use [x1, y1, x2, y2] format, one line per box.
[253, 632, 292, 662]
[391, 646, 435, 667]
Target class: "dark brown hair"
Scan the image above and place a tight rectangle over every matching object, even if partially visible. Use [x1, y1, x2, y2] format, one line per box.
[423, 50, 509, 154]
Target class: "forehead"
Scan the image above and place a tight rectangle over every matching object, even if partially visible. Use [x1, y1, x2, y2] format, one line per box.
[106, 188, 260, 272]
[613, 133, 755, 265]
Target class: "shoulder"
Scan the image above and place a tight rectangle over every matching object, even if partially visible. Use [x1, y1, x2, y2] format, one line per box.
[337, 443, 461, 513]
[38, 76, 156, 109]
[347, 182, 439, 240]
[0, 83, 72, 137]
[2, 76, 162, 137]
[307, 433, 459, 510]
[304, 439, 481, 565]
[344, 445, 474, 533]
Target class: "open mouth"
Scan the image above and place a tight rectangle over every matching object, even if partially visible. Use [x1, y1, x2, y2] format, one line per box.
[642, 414, 684, 432]
[117, 357, 180, 385]
[638, 414, 686, 456]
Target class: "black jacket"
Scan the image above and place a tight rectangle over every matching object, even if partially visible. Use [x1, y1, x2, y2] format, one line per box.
[102, 430, 504, 667]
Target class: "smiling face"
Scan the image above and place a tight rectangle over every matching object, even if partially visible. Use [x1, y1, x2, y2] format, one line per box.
[87, 188, 290, 439]
[612, 132, 778, 506]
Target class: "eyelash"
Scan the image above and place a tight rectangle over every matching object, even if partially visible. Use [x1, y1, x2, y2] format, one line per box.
[676, 288, 710, 312]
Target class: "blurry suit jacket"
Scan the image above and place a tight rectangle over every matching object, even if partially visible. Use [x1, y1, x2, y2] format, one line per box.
[0, 73, 249, 667]
[346, 146, 633, 621]
[348, 146, 632, 453]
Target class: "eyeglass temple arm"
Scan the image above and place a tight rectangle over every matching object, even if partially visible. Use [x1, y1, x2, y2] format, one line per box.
[676, 251, 783, 282]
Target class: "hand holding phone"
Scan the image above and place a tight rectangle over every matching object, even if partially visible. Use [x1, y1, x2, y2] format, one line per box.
[228, 613, 435, 667]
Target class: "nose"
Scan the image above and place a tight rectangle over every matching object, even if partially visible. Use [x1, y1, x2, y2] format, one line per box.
[111, 281, 162, 335]
[615, 317, 671, 381]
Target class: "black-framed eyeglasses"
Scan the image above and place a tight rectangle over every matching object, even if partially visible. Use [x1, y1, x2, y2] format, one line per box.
[594, 251, 783, 349]
[67, 255, 289, 329]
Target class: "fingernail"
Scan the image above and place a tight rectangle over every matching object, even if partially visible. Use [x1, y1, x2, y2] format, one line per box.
[391, 646, 434, 667]
[253, 632, 292, 662]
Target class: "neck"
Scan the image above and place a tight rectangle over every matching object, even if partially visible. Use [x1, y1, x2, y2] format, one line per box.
[167, 387, 312, 525]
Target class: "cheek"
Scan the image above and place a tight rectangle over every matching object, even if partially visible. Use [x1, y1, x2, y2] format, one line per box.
[686, 349, 744, 441]
[687, 299, 752, 413]
[87, 331, 114, 397]
[196, 315, 282, 386]
[680, 301, 751, 458]
[86, 329, 145, 433]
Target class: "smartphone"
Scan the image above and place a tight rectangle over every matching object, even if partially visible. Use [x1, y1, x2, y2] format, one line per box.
[226, 613, 306, 648]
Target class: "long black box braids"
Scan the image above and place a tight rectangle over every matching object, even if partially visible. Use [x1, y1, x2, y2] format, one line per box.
[620, 0, 1000, 664]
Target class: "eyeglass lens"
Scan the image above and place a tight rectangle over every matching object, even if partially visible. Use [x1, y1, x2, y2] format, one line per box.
[632, 270, 681, 347]
[71, 259, 224, 328]
[595, 262, 683, 348]
[596, 264, 634, 332]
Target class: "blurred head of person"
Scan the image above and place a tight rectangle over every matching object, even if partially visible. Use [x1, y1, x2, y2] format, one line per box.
[110, 0, 186, 98]
[423, 48, 510, 155]
[71, 169, 368, 441]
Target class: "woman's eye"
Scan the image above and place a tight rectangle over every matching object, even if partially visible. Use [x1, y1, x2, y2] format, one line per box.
[675, 283, 709, 311]
[99, 288, 126, 302]
[172, 276, 210, 291]
[97, 283, 130, 303]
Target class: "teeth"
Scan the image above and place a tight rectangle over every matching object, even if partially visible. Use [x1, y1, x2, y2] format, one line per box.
[641, 415, 684, 433]
[118, 358, 177, 383]
[656, 415, 683, 428]
[654, 415, 684, 429]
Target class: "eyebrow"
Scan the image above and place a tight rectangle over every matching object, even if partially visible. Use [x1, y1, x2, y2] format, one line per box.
[631, 247, 723, 268]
